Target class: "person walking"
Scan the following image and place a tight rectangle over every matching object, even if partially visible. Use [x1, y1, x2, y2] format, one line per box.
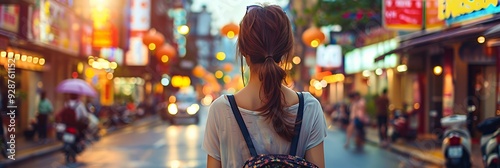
[37, 91, 53, 144]
[345, 92, 367, 151]
[202, 4, 326, 168]
[376, 89, 390, 147]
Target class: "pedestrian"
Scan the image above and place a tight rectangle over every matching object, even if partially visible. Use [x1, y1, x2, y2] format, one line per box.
[57, 93, 90, 141]
[345, 92, 368, 151]
[37, 91, 53, 144]
[376, 88, 390, 147]
[203, 4, 326, 168]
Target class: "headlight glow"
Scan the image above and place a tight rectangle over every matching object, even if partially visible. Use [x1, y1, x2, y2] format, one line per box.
[186, 104, 200, 115]
[168, 103, 178, 115]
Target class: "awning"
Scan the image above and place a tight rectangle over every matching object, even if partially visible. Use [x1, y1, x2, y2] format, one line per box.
[485, 24, 500, 38]
[374, 24, 495, 62]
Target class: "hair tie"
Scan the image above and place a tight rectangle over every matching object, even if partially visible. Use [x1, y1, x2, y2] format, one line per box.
[265, 56, 273, 60]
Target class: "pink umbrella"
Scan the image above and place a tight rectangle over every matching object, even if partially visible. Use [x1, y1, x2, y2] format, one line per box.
[57, 79, 97, 97]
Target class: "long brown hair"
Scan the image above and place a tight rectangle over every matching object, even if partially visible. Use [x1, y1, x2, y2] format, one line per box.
[237, 4, 295, 141]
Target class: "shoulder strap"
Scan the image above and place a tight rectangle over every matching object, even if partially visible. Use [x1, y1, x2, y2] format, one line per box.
[226, 94, 258, 157]
[290, 92, 304, 156]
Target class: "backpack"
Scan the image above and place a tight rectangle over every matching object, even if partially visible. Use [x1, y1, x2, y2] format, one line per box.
[227, 92, 319, 168]
[56, 103, 80, 128]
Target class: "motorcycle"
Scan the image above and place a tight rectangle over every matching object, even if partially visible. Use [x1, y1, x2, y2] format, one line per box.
[441, 115, 472, 168]
[61, 125, 85, 164]
[477, 116, 500, 168]
[390, 109, 417, 142]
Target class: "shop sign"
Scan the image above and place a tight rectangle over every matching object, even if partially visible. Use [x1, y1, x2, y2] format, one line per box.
[92, 8, 118, 48]
[383, 0, 444, 30]
[0, 5, 19, 33]
[80, 23, 93, 56]
[438, 0, 500, 25]
[316, 45, 342, 68]
[344, 39, 399, 74]
[125, 36, 149, 66]
[125, 0, 151, 66]
[30, 0, 80, 54]
[330, 32, 355, 46]
[100, 48, 123, 65]
[362, 28, 398, 46]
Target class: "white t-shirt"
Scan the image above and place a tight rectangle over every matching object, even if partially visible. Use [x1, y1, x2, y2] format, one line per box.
[64, 100, 89, 121]
[202, 92, 327, 167]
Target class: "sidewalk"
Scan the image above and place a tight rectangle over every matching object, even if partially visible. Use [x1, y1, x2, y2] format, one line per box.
[364, 125, 483, 168]
[0, 116, 159, 166]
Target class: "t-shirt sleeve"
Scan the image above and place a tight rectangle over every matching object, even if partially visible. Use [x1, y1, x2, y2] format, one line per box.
[202, 102, 221, 161]
[306, 98, 328, 150]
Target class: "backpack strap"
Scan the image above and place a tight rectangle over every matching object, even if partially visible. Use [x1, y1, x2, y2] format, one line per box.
[290, 92, 304, 156]
[227, 94, 258, 157]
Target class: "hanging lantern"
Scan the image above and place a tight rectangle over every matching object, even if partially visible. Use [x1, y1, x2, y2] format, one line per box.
[221, 23, 240, 39]
[142, 29, 165, 51]
[192, 65, 206, 78]
[155, 44, 176, 63]
[302, 27, 325, 48]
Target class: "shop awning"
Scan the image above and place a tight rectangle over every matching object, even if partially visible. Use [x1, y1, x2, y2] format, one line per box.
[374, 24, 495, 62]
[484, 24, 500, 38]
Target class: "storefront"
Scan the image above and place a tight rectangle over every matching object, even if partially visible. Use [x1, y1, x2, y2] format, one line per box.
[344, 38, 399, 117]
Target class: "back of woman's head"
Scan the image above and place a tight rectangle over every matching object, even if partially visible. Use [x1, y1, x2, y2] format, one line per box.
[237, 4, 295, 141]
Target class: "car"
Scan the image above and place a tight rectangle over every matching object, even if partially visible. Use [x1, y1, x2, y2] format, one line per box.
[161, 91, 200, 124]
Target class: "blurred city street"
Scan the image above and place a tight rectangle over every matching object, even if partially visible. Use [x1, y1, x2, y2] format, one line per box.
[5, 108, 435, 168]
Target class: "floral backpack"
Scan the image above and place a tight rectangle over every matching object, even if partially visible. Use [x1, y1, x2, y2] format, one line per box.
[227, 92, 319, 168]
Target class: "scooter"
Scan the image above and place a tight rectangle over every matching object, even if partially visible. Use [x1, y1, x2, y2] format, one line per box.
[477, 116, 500, 168]
[441, 115, 472, 168]
[61, 125, 85, 164]
[390, 109, 417, 142]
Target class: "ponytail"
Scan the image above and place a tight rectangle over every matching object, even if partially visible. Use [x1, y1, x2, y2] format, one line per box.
[257, 56, 295, 141]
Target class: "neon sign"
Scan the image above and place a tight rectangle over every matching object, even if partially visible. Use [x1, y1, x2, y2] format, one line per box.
[438, 0, 500, 24]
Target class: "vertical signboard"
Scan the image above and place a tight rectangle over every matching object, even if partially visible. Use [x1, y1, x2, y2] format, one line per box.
[125, 0, 151, 66]
[0, 5, 19, 33]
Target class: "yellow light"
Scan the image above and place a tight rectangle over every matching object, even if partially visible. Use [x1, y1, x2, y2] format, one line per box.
[110, 62, 118, 69]
[182, 76, 191, 86]
[310, 40, 319, 48]
[85, 68, 94, 78]
[15, 54, 20, 60]
[33, 57, 39, 64]
[148, 43, 156, 51]
[77, 62, 84, 73]
[433, 66, 443, 75]
[227, 31, 235, 38]
[375, 68, 383, 76]
[27, 56, 33, 63]
[161, 55, 169, 63]
[362, 70, 371, 77]
[7, 52, 13, 58]
[223, 76, 231, 83]
[106, 73, 113, 79]
[216, 52, 226, 61]
[414, 103, 420, 110]
[478, 36, 485, 44]
[397, 65, 408, 72]
[169, 95, 176, 103]
[21, 55, 27, 61]
[178, 25, 190, 35]
[215, 71, 223, 79]
[168, 103, 178, 115]
[39, 58, 45, 65]
[292, 56, 301, 65]
[0, 51, 6, 57]
[88, 59, 94, 66]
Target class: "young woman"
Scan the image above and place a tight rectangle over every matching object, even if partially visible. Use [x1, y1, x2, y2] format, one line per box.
[202, 4, 326, 168]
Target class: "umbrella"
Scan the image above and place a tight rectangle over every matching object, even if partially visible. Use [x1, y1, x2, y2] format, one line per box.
[57, 79, 97, 97]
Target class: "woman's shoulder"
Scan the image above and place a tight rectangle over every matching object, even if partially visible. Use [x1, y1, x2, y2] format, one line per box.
[301, 92, 321, 106]
[209, 95, 230, 109]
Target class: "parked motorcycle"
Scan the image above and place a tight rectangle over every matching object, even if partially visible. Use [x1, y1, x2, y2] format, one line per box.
[441, 115, 472, 168]
[390, 109, 417, 142]
[477, 116, 500, 168]
[60, 125, 85, 164]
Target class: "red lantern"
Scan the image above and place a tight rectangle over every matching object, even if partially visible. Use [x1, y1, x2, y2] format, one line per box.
[142, 29, 165, 51]
[221, 23, 239, 38]
[302, 27, 325, 48]
[155, 44, 176, 63]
